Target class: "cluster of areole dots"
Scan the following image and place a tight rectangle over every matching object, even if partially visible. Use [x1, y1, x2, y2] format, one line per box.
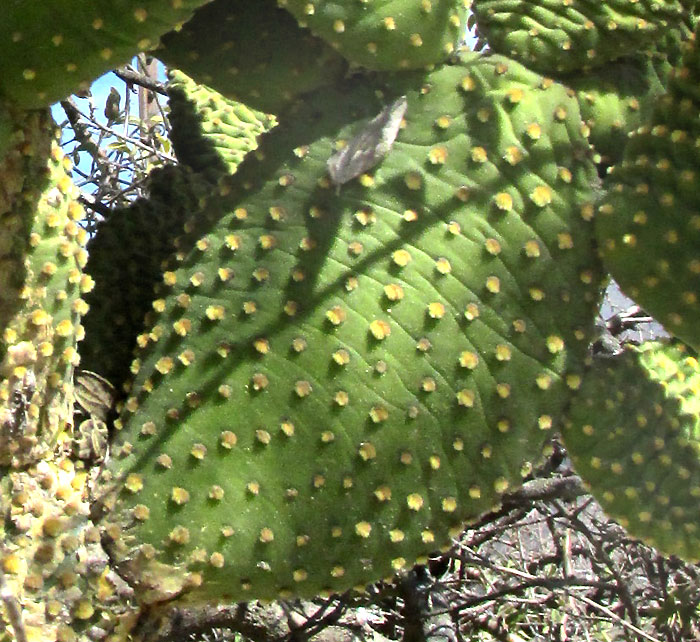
[79, 81, 275, 382]
[474, 0, 682, 75]
[96, 68, 600, 598]
[279, 0, 470, 70]
[2, 456, 109, 626]
[565, 345, 700, 561]
[7, 1, 202, 106]
[0, 129, 94, 468]
[7, 0, 470, 108]
[3, 0, 700, 621]
[597, 50, 700, 353]
[159, 0, 348, 111]
[168, 78, 275, 177]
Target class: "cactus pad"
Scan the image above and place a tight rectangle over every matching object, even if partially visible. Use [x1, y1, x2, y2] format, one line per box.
[597, 36, 700, 352]
[82, 75, 276, 389]
[564, 341, 700, 561]
[0, 114, 91, 467]
[167, 69, 277, 182]
[473, 0, 689, 74]
[79, 165, 211, 390]
[158, 0, 348, 114]
[559, 56, 670, 167]
[0, 0, 210, 108]
[279, 0, 470, 71]
[95, 54, 602, 604]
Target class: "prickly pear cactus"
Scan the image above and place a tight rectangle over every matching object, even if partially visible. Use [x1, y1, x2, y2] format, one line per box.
[0, 106, 40, 216]
[158, 0, 348, 113]
[79, 165, 210, 390]
[0, 0, 212, 108]
[472, 0, 690, 74]
[80, 74, 276, 390]
[94, 53, 603, 605]
[0, 456, 138, 642]
[558, 56, 670, 167]
[563, 341, 700, 561]
[166, 69, 277, 182]
[279, 0, 471, 71]
[5, 0, 700, 638]
[597, 34, 700, 353]
[0, 112, 91, 467]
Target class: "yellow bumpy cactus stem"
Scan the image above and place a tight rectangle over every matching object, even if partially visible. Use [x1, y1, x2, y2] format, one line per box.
[0, 455, 139, 642]
[0, 114, 92, 467]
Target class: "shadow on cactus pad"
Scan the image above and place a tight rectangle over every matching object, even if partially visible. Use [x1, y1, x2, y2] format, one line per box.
[93, 53, 603, 606]
[157, 0, 348, 114]
[597, 35, 700, 354]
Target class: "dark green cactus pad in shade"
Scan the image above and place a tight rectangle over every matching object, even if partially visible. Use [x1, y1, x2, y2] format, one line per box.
[279, 0, 469, 71]
[95, 53, 602, 604]
[80, 165, 211, 390]
[0, 119, 92, 467]
[167, 69, 277, 182]
[158, 0, 348, 114]
[473, 0, 689, 74]
[0, 0, 211, 108]
[597, 36, 700, 352]
[564, 341, 700, 561]
[558, 56, 670, 167]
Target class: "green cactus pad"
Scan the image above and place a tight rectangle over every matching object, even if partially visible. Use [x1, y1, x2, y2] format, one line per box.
[95, 54, 602, 604]
[559, 56, 670, 167]
[167, 69, 277, 182]
[597, 36, 700, 352]
[0, 0, 210, 108]
[473, 0, 689, 74]
[564, 341, 700, 561]
[0, 112, 91, 467]
[279, 0, 470, 71]
[158, 0, 348, 114]
[80, 165, 211, 390]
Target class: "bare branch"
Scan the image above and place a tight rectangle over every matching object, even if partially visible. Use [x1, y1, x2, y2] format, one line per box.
[572, 594, 662, 642]
[61, 98, 110, 166]
[61, 100, 175, 163]
[140, 602, 291, 642]
[113, 65, 168, 95]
